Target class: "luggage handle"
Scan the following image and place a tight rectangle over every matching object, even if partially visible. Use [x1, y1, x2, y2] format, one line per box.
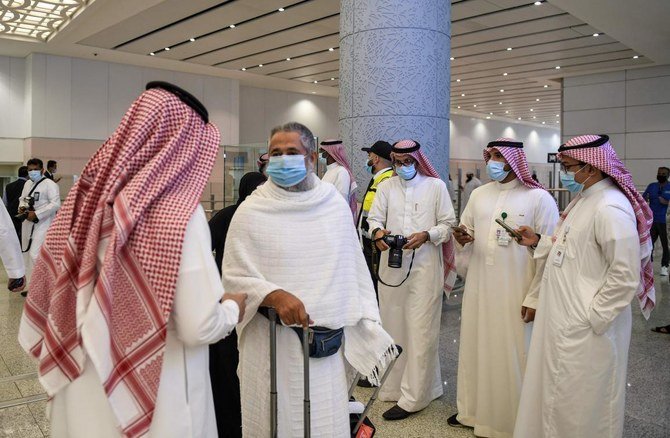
[349, 345, 404, 435]
[264, 307, 311, 438]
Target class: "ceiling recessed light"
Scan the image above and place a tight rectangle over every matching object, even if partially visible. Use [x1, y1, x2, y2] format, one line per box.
[556, 114, 560, 117]
[534, 1, 542, 5]
[593, 33, 600, 37]
[473, 104, 477, 107]
[506, 47, 512, 51]
[544, 84, 549, 88]
[489, 112, 493, 115]
[536, 98, 540, 101]
[556, 121, 560, 124]
[457, 106, 461, 109]
[633, 55, 639, 59]
[330, 77, 335, 81]
[530, 108, 534, 111]
[164, 47, 170, 51]
[258, 64, 263, 67]
[499, 102, 503, 105]
[555, 65, 561, 69]
[542, 121, 546, 124]
[486, 116, 491, 119]
[189, 37, 196, 42]
[241, 67, 246, 71]
[149, 52, 155, 56]
[503, 72, 508, 76]
[518, 117, 522, 120]
[286, 57, 291, 61]
[278, 7, 285, 12]
[456, 79, 461, 82]
[314, 80, 318, 84]
[500, 89, 505, 92]
[461, 93, 465, 97]
[505, 110, 509, 114]
[533, 116, 537, 119]
[450, 56, 455, 60]
[311, 91, 316, 94]
[229, 24, 236, 28]
[329, 48, 334, 51]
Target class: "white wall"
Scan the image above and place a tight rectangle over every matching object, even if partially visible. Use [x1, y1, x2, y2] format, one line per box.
[0, 56, 27, 141]
[24, 54, 240, 145]
[450, 113, 560, 163]
[562, 65, 670, 188]
[239, 86, 339, 145]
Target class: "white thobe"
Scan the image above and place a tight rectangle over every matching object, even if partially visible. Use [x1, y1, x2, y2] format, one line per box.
[515, 178, 640, 438]
[19, 177, 60, 279]
[49, 206, 239, 438]
[463, 177, 482, 208]
[322, 163, 351, 201]
[0, 202, 25, 278]
[367, 173, 456, 412]
[454, 179, 558, 438]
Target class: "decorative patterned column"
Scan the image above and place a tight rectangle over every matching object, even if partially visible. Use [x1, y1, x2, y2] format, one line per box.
[339, 0, 451, 191]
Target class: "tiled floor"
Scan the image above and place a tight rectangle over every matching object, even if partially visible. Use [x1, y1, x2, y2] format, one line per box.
[1, 256, 668, 437]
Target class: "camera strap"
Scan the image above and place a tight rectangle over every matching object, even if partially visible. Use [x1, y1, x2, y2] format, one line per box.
[20, 177, 47, 253]
[371, 239, 416, 288]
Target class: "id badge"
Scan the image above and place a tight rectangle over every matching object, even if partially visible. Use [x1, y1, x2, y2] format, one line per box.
[553, 244, 566, 267]
[496, 229, 511, 246]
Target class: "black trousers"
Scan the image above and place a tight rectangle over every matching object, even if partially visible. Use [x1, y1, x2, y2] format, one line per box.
[362, 237, 380, 300]
[209, 329, 242, 438]
[651, 222, 669, 267]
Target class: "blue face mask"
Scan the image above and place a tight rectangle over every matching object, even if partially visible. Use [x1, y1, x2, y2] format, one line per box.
[266, 155, 308, 187]
[486, 160, 510, 182]
[560, 167, 588, 193]
[396, 163, 417, 180]
[365, 159, 373, 174]
[28, 170, 42, 182]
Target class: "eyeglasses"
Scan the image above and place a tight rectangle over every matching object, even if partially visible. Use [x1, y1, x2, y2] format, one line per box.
[393, 158, 416, 167]
[559, 162, 584, 173]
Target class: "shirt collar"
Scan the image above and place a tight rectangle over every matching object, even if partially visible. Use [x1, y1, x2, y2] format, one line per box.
[400, 171, 424, 187]
[581, 177, 613, 198]
[374, 167, 392, 178]
[495, 177, 521, 191]
[326, 162, 339, 171]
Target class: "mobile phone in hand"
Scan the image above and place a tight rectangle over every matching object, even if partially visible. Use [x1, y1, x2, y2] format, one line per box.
[451, 226, 472, 238]
[494, 218, 522, 240]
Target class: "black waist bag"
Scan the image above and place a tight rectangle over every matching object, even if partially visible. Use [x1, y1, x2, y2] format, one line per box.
[291, 326, 344, 358]
[258, 307, 344, 358]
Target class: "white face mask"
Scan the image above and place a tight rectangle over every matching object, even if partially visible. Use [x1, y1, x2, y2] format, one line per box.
[28, 170, 42, 182]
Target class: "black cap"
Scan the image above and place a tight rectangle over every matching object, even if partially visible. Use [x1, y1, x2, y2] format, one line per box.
[362, 141, 392, 161]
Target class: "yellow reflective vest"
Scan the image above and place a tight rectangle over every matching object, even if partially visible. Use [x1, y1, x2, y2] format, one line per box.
[358, 168, 394, 239]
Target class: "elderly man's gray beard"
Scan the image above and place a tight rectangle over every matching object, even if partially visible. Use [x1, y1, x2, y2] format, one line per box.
[282, 159, 316, 192]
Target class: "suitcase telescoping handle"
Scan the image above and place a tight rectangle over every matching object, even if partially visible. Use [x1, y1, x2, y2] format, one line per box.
[265, 307, 311, 438]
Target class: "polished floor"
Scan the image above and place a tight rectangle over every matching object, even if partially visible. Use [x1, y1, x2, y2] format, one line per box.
[1, 253, 668, 437]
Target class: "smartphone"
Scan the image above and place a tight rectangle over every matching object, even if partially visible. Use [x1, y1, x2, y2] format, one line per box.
[451, 226, 472, 238]
[8, 277, 25, 291]
[494, 218, 522, 240]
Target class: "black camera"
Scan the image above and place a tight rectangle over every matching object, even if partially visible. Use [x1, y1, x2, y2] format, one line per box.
[382, 234, 408, 268]
[15, 196, 36, 222]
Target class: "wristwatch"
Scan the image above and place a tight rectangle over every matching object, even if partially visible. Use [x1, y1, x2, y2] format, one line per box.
[530, 233, 541, 250]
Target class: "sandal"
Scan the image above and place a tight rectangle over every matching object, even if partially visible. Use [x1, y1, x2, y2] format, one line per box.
[651, 324, 670, 334]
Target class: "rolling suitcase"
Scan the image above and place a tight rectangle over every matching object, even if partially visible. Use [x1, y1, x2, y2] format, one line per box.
[264, 307, 402, 438]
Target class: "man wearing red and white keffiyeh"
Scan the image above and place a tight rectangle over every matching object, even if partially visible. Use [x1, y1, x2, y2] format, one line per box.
[367, 139, 457, 421]
[514, 134, 654, 438]
[448, 138, 559, 436]
[319, 139, 358, 221]
[18, 83, 246, 438]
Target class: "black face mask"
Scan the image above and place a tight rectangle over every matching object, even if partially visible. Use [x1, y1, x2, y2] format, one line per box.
[658, 175, 668, 183]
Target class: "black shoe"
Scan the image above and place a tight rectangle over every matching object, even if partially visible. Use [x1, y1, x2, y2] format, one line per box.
[382, 404, 414, 421]
[447, 413, 470, 428]
[357, 378, 376, 388]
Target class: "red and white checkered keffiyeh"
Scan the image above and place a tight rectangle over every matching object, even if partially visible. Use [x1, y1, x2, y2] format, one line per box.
[18, 87, 220, 437]
[391, 139, 458, 292]
[320, 140, 358, 220]
[484, 138, 546, 190]
[558, 134, 655, 318]
[257, 152, 268, 172]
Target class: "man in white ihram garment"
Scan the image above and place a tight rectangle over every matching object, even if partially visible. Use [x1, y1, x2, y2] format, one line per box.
[223, 122, 396, 437]
[18, 83, 247, 438]
[449, 138, 558, 437]
[367, 139, 458, 421]
[514, 134, 656, 438]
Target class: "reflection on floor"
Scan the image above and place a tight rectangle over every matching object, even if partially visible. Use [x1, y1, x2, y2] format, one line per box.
[1, 256, 668, 437]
